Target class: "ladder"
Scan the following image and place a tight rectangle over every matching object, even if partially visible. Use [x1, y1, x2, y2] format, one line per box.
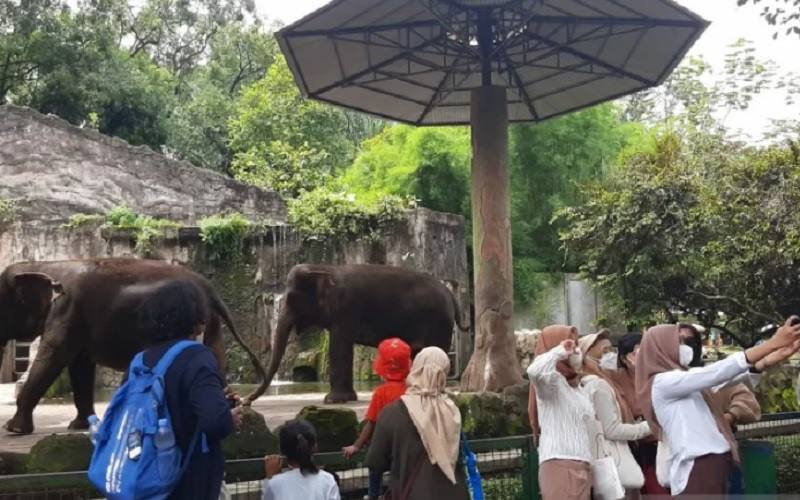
[13, 341, 32, 381]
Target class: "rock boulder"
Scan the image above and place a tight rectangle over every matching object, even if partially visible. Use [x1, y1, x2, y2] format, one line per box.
[27, 434, 93, 473]
[222, 407, 279, 459]
[296, 406, 358, 452]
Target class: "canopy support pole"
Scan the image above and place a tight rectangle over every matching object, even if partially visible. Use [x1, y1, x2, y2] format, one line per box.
[460, 85, 523, 392]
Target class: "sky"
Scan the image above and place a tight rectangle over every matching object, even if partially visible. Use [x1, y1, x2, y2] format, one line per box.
[259, 0, 800, 140]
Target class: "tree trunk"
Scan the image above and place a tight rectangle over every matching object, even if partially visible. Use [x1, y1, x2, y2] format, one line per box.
[460, 85, 523, 392]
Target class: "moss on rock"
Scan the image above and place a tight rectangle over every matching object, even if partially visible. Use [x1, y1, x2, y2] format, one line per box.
[453, 387, 531, 439]
[222, 407, 279, 459]
[296, 406, 358, 452]
[27, 434, 93, 473]
[0, 452, 30, 475]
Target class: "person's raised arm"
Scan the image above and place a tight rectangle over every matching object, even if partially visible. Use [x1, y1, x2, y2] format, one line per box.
[527, 340, 574, 395]
[186, 351, 234, 441]
[592, 380, 651, 442]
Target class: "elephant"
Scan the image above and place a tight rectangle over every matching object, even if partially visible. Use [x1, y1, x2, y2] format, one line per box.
[0, 258, 267, 435]
[266, 264, 470, 403]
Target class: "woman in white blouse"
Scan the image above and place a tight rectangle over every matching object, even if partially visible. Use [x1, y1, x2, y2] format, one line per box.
[636, 319, 800, 496]
[528, 325, 593, 500]
[579, 330, 651, 499]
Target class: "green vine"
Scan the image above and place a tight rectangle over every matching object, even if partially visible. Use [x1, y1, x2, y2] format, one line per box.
[287, 188, 413, 242]
[0, 198, 19, 229]
[104, 205, 180, 256]
[65, 213, 104, 229]
[199, 212, 252, 262]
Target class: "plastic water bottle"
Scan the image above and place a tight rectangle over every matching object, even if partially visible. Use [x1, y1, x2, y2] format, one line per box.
[154, 418, 175, 449]
[88, 415, 100, 446]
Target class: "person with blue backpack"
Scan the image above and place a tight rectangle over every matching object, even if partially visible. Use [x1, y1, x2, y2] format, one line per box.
[88, 280, 242, 500]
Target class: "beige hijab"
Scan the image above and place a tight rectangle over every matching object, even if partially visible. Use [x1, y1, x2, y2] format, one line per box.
[401, 347, 461, 484]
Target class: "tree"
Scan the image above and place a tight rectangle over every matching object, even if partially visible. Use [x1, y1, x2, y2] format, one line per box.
[559, 131, 800, 346]
[510, 104, 633, 304]
[164, 22, 278, 172]
[736, 0, 800, 38]
[227, 55, 356, 195]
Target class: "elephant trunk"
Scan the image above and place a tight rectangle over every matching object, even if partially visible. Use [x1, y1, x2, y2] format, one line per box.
[265, 307, 294, 389]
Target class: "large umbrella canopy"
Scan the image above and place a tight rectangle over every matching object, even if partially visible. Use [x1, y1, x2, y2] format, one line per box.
[276, 0, 707, 394]
[277, 0, 708, 125]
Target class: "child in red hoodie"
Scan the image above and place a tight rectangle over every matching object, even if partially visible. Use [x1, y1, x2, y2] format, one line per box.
[342, 337, 411, 499]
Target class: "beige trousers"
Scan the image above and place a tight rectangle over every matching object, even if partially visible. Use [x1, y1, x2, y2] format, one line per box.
[539, 459, 592, 500]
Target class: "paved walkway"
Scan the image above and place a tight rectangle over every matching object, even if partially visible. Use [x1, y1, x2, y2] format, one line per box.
[0, 384, 370, 453]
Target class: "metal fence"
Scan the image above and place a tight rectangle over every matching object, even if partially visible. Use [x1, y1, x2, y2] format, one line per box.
[3, 414, 800, 500]
[736, 411, 800, 494]
[0, 435, 538, 500]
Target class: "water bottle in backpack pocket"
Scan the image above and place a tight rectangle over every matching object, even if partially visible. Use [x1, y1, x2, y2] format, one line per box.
[88, 341, 204, 500]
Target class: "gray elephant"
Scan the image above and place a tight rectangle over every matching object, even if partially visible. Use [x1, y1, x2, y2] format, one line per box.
[0, 258, 267, 434]
[266, 264, 469, 403]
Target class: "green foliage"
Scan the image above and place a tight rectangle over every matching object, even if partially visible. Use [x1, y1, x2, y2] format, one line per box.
[44, 369, 72, 399]
[231, 141, 332, 198]
[65, 213, 104, 229]
[772, 435, 800, 494]
[104, 205, 180, 256]
[558, 131, 800, 345]
[754, 367, 800, 413]
[736, 0, 800, 38]
[483, 476, 524, 500]
[341, 125, 471, 215]
[288, 188, 413, 242]
[0, 198, 18, 228]
[199, 212, 251, 261]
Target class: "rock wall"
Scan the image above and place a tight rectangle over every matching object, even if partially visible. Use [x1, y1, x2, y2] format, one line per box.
[0, 208, 471, 383]
[0, 105, 286, 224]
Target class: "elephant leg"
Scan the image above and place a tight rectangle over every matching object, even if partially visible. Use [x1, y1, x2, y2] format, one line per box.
[67, 350, 95, 431]
[324, 329, 357, 404]
[6, 333, 76, 435]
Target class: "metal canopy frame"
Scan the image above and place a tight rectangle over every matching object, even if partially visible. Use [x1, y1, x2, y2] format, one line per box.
[278, 0, 708, 125]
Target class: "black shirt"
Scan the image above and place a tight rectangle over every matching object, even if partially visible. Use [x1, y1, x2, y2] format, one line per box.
[143, 340, 234, 500]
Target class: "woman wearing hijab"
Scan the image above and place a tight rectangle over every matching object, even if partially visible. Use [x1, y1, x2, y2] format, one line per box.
[580, 330, 651, 499]
[605, 333, 669, 496]
[636, 318, 800, 496]
[365, 347, 469, 500]
[527, 325, 593, 500]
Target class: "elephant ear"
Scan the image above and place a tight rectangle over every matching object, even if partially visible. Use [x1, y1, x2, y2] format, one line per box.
[13, 273, 63, 312]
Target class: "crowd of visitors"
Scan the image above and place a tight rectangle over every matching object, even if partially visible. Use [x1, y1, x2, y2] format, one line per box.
[530, 318, 800, 499]
[83, 276, 800, 500]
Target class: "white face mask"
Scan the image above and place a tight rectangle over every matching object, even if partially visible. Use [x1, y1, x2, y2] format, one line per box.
[600, 352, 618, 371]
[679, 344, 694, 367]
[569, 348, 583, 370]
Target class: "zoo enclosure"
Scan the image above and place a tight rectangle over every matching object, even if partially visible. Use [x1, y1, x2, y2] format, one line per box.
[3, 414, 800, 499]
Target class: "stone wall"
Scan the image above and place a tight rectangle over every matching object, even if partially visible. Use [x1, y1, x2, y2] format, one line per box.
[0, 208, 471, 383]
[0, 105, 285, 225]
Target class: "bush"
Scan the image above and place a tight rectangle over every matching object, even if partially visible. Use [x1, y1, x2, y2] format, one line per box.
[104, 205, 180, 255]
[288, 188, 413, 242]
[199, 213, 251, 262]
[65, 213, 104, 229]
[0, 198, 18, 228]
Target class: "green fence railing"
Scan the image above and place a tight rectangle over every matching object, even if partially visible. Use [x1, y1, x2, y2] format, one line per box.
[0, 435, 539, 500]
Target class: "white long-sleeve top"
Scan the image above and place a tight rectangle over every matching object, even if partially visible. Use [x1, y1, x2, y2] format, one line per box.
[527, 344, 594, 464]
[653, 351, 758, 495]
[582, 376, 651, 443]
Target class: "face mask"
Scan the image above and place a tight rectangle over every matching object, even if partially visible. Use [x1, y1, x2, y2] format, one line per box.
[600, 352, 618, 371]
[568, 348, 583, 370]
[679, 344, 694, 367]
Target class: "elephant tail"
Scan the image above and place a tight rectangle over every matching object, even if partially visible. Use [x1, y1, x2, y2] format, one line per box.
[449, 289, 471, 332]
[211, 292, 268, 405]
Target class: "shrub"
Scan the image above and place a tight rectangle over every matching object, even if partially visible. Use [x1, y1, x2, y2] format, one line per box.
[103, 205, 180, 256]
[288, 188, 413, 242]
[199, 212, 251, 262]
[0, 198, 19, 228]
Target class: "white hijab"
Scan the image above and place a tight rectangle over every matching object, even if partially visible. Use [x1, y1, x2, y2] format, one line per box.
[400, 347, 461, 484]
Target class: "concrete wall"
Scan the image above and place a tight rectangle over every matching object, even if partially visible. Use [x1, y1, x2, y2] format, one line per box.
[0, 208, 471, 383]
[0, 105, 286, 225]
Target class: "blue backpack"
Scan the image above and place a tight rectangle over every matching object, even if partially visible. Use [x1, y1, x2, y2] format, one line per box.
[461, 433, 484, 500]
[88, 340, 203, 500]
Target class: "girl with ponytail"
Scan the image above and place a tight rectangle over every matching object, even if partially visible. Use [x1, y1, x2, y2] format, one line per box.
[262, 419, 340, 499]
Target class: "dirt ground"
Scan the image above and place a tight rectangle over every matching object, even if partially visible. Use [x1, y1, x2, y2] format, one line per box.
[0, 384, 370, 454]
